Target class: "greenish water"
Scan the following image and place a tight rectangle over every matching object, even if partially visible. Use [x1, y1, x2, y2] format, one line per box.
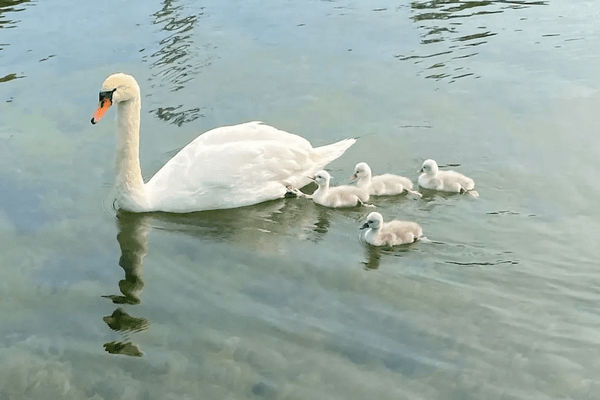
[1, 0, 599, 399]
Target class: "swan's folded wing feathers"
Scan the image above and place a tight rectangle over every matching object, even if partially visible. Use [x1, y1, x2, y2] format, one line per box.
[146, 137, 316, 210]
[193, 121, 313, 149]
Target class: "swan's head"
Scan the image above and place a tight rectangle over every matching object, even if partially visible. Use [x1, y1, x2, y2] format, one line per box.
[91, 73, 141, 124]
[360, 212, 383, 230]
[418, 159, 438, 175]
[311, 170, 331, 187]
[351, 162, 372, 180]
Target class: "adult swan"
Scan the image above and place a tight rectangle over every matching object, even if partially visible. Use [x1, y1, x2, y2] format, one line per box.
[91, 73, 356, 213]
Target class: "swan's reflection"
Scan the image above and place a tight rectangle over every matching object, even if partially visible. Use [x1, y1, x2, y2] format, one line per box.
[102, 212, 150, 356]
[102, 197, 329, 356]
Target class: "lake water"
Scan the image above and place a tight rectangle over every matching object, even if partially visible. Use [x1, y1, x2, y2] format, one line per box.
[1, 0, 599, 399]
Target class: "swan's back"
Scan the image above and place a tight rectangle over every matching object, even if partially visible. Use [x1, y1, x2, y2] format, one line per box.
[146, 122, 355, 212]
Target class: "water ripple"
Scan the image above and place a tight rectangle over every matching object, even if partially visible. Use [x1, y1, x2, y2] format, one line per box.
[397, 0, 548, 82]
[146, 1, 211, 92]
[0, 0, 31, 30]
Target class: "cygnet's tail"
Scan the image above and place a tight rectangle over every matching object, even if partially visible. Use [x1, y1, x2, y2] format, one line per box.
[467, 190, 479, 199]
[313, 138, 356, 167]
[407, 188, 423, 198]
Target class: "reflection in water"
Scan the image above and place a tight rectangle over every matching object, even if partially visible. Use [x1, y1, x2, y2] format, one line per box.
[311, 207, 333, 243]
[102, 198, 327, 356]
[398, 0, 547, 82]
[361, 243, 412, 270]
[103, 212, 150, 356]
[103, 341, 143, 358]
[147, 198, 333, 247]
[0, 0, 30, 30]
[146, 0, 211, 125]
[363, 244, 383, 270]
[103, 212, 149, 306]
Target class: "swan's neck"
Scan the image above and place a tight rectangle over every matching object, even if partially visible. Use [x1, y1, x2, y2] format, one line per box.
[115, 98, 150, 212]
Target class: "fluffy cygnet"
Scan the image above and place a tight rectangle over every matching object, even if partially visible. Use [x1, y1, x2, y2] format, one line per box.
[360, 212, 423, 246]
[418, 159, 478, 197]
[351, 162, 422, 197]
[310, 170, 372, 208]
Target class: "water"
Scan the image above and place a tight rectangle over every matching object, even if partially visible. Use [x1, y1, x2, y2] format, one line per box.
[1, 0, 599, 399]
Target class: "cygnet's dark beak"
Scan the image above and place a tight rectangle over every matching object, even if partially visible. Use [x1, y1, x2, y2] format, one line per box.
[308, 176, 316, 182]
[417, 167, 423, 173]
[360, 222, 369, 230]
[350, 173, 357, 180]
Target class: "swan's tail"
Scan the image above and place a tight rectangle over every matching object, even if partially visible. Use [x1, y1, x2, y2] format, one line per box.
[291, 138, 356, 190]
[313, 138, 356, 167]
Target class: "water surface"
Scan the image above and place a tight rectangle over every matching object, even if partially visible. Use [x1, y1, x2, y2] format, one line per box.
[1, 0, 599, 399]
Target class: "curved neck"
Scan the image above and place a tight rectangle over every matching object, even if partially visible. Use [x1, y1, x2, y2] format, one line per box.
[364, 226, 379, 242]
[356, 175, 371, 189]
[115, 97, 149, 212]
[313, 182, 329, 197]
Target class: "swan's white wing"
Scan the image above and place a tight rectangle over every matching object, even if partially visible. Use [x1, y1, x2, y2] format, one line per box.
[145, 122, 354, 212]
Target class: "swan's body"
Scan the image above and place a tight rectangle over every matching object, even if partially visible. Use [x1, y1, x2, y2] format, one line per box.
[351, 162, 422, 197]
[418, 159, 478, 197]
[91, 73, 356, 212]
[311, 170, 371, 208]
[360, 212, 423, 246]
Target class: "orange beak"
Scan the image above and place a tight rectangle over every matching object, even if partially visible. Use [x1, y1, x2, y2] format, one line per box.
[91, 98, 112, 124]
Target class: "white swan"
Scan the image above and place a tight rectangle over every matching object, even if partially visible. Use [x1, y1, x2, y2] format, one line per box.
[310, 170, 371, 208]
[90, 73, 356, 212]
[351, 162, 422, 197]
[360, 212, 423, 246]
[418, 159, 478, 197]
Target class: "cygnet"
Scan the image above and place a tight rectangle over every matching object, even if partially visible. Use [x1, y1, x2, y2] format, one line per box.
[360, 212, 423, 246]
[310, 170, 372, 208]
[418, 159, 478, 197]
[351, 162, 422, 197]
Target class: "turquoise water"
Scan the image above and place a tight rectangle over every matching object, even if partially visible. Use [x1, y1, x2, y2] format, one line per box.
[1, 0, 599, 399]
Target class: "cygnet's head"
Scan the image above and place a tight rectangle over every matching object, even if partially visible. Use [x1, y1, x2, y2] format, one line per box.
[351, 162, 372, 180]
[360, 212, 383, 230]
[91, 73, 140, 125]
[312, 170, 331, 187]
[418, 159, 439, 175]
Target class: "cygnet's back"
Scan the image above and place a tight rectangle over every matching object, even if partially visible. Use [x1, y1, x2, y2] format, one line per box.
[360, 212, 423, 246]
[311, 170, 370, 208]
[352, 162, 421, 197]
[418, 159, 476, 195]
